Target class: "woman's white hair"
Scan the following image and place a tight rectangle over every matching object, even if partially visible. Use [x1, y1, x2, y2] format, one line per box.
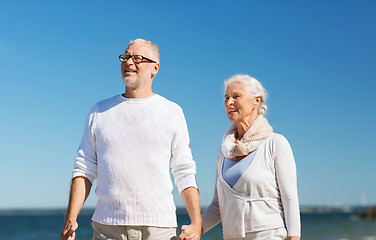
[129, 38, 160, 63]
[224, 74, 268, 116]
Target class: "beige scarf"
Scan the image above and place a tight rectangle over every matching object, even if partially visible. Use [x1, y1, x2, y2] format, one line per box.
[221, 115, 273, 159]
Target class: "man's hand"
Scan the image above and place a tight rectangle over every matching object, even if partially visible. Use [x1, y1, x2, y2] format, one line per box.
[61, 177, 92, 240]
[179, 224, 201, 240]
[179, 187, 201, 240]
[61, 220, 78, 240]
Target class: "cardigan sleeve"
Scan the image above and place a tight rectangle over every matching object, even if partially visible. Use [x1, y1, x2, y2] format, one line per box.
[201, 181, 221, 233]
[201, 150, 222, 233]
[72, 108, 98, 184]
[273, 134, 301, 237]
[170, 107, 198, 193]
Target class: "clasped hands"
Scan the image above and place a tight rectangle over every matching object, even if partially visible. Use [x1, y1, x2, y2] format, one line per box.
[178, 224, 201, 240]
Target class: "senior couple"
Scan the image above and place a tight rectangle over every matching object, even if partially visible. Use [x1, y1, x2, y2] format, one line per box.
[61, 39, 300, 240]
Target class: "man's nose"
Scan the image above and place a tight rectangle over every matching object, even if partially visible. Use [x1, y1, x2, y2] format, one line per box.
[124, 57, 135, 65]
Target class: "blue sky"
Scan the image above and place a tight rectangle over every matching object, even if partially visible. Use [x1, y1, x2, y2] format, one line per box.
[0, 0, 375, 209]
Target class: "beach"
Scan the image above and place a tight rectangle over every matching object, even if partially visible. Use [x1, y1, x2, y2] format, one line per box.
[1, 208, 376, 239]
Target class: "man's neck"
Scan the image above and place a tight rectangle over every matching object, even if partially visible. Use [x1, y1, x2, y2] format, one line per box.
[123, 86, 154, 99]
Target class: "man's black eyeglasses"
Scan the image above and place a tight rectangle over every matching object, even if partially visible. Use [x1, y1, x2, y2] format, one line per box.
[119, 54, 157, 63]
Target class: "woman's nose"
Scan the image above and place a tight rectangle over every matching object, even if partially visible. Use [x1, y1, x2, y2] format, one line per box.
[225, 98, 234, 107]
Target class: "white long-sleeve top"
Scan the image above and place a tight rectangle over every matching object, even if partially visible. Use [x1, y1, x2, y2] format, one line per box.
[72, 94, 197, 227]
[202, 133, 300, 238]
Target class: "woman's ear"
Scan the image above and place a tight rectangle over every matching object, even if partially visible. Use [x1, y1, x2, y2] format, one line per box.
[254, 96, 261, 105]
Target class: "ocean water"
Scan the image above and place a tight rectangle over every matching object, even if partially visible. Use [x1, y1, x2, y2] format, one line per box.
[0, 209, 375, 240]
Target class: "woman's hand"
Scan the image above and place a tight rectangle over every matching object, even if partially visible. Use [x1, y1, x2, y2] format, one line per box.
[179, 224, 201, 240]
[287, 237, 300, 240]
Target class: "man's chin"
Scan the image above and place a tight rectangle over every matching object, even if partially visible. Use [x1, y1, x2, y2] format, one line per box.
[122, 78, 137, 87]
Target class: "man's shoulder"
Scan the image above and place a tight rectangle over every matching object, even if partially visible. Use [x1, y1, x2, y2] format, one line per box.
[96, 95, 121, 105]
[90, 95, 123, 113]
[155, 95, 183, 111]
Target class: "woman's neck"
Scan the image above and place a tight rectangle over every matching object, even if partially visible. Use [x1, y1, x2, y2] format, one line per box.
[235, 115, 258, 139]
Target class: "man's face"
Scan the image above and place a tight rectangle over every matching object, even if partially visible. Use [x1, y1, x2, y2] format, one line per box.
[120, 42, 159, 89]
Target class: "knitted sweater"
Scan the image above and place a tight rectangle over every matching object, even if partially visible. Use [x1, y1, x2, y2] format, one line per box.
[72, 94, 197, 227]
[202, 133, 300, 238]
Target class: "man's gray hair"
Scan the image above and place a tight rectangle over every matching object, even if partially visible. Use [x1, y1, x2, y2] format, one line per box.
[129, 38, 160, 63]
[224, 74, 268, 116]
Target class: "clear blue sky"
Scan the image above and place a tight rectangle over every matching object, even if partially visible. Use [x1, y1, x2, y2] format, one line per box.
[1, 0, 375, 209]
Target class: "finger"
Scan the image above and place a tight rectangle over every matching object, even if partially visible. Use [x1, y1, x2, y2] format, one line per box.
[184, 233, 195, 240]
[178, 232, 186, 240]
[65, 228, 75, 240]
[61, 227, 71, 239]
[184, 235, 192, 240]
[188, 234, 198, 240]
[67, 231, 76, 240]
[181, 225, 188, 231]
[62, 224, 71, 234]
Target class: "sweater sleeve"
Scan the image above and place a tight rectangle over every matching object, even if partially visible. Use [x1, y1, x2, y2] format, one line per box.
[274, 135, 301, 237]
[72, 108, 98, 184]
[170, 107, 198, 193]
[201, 150, 222, 233]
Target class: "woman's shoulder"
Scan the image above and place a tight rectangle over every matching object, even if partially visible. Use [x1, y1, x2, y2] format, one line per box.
[268, 132, 287, 141]
[215, 148, 224, 161]
[265, 132, 291, 150]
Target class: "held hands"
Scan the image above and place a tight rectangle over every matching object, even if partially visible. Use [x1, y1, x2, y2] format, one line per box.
[179, 224, 201, 240]
[61, 220, 78, 240]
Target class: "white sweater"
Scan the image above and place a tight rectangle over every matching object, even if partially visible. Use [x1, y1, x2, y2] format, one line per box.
[72, 94, 197, 227]
[202, 133, 300, 238]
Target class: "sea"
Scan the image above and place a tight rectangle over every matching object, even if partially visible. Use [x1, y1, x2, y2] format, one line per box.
[0, 208, 375, 240]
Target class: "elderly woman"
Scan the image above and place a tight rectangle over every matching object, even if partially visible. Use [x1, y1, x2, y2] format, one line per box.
[184, 74, 300, 240]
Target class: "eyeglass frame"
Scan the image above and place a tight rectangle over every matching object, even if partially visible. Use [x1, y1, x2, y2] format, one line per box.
[119, 54, 158, 63]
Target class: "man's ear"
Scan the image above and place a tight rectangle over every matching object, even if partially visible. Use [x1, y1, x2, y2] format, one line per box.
[151, 63, 160, 78]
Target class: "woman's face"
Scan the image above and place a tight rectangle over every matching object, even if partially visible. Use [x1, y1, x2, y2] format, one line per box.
[224, 82, 259, 123]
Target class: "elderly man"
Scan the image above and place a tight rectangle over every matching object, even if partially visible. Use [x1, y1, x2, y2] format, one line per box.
[61, 39, 201, 240]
